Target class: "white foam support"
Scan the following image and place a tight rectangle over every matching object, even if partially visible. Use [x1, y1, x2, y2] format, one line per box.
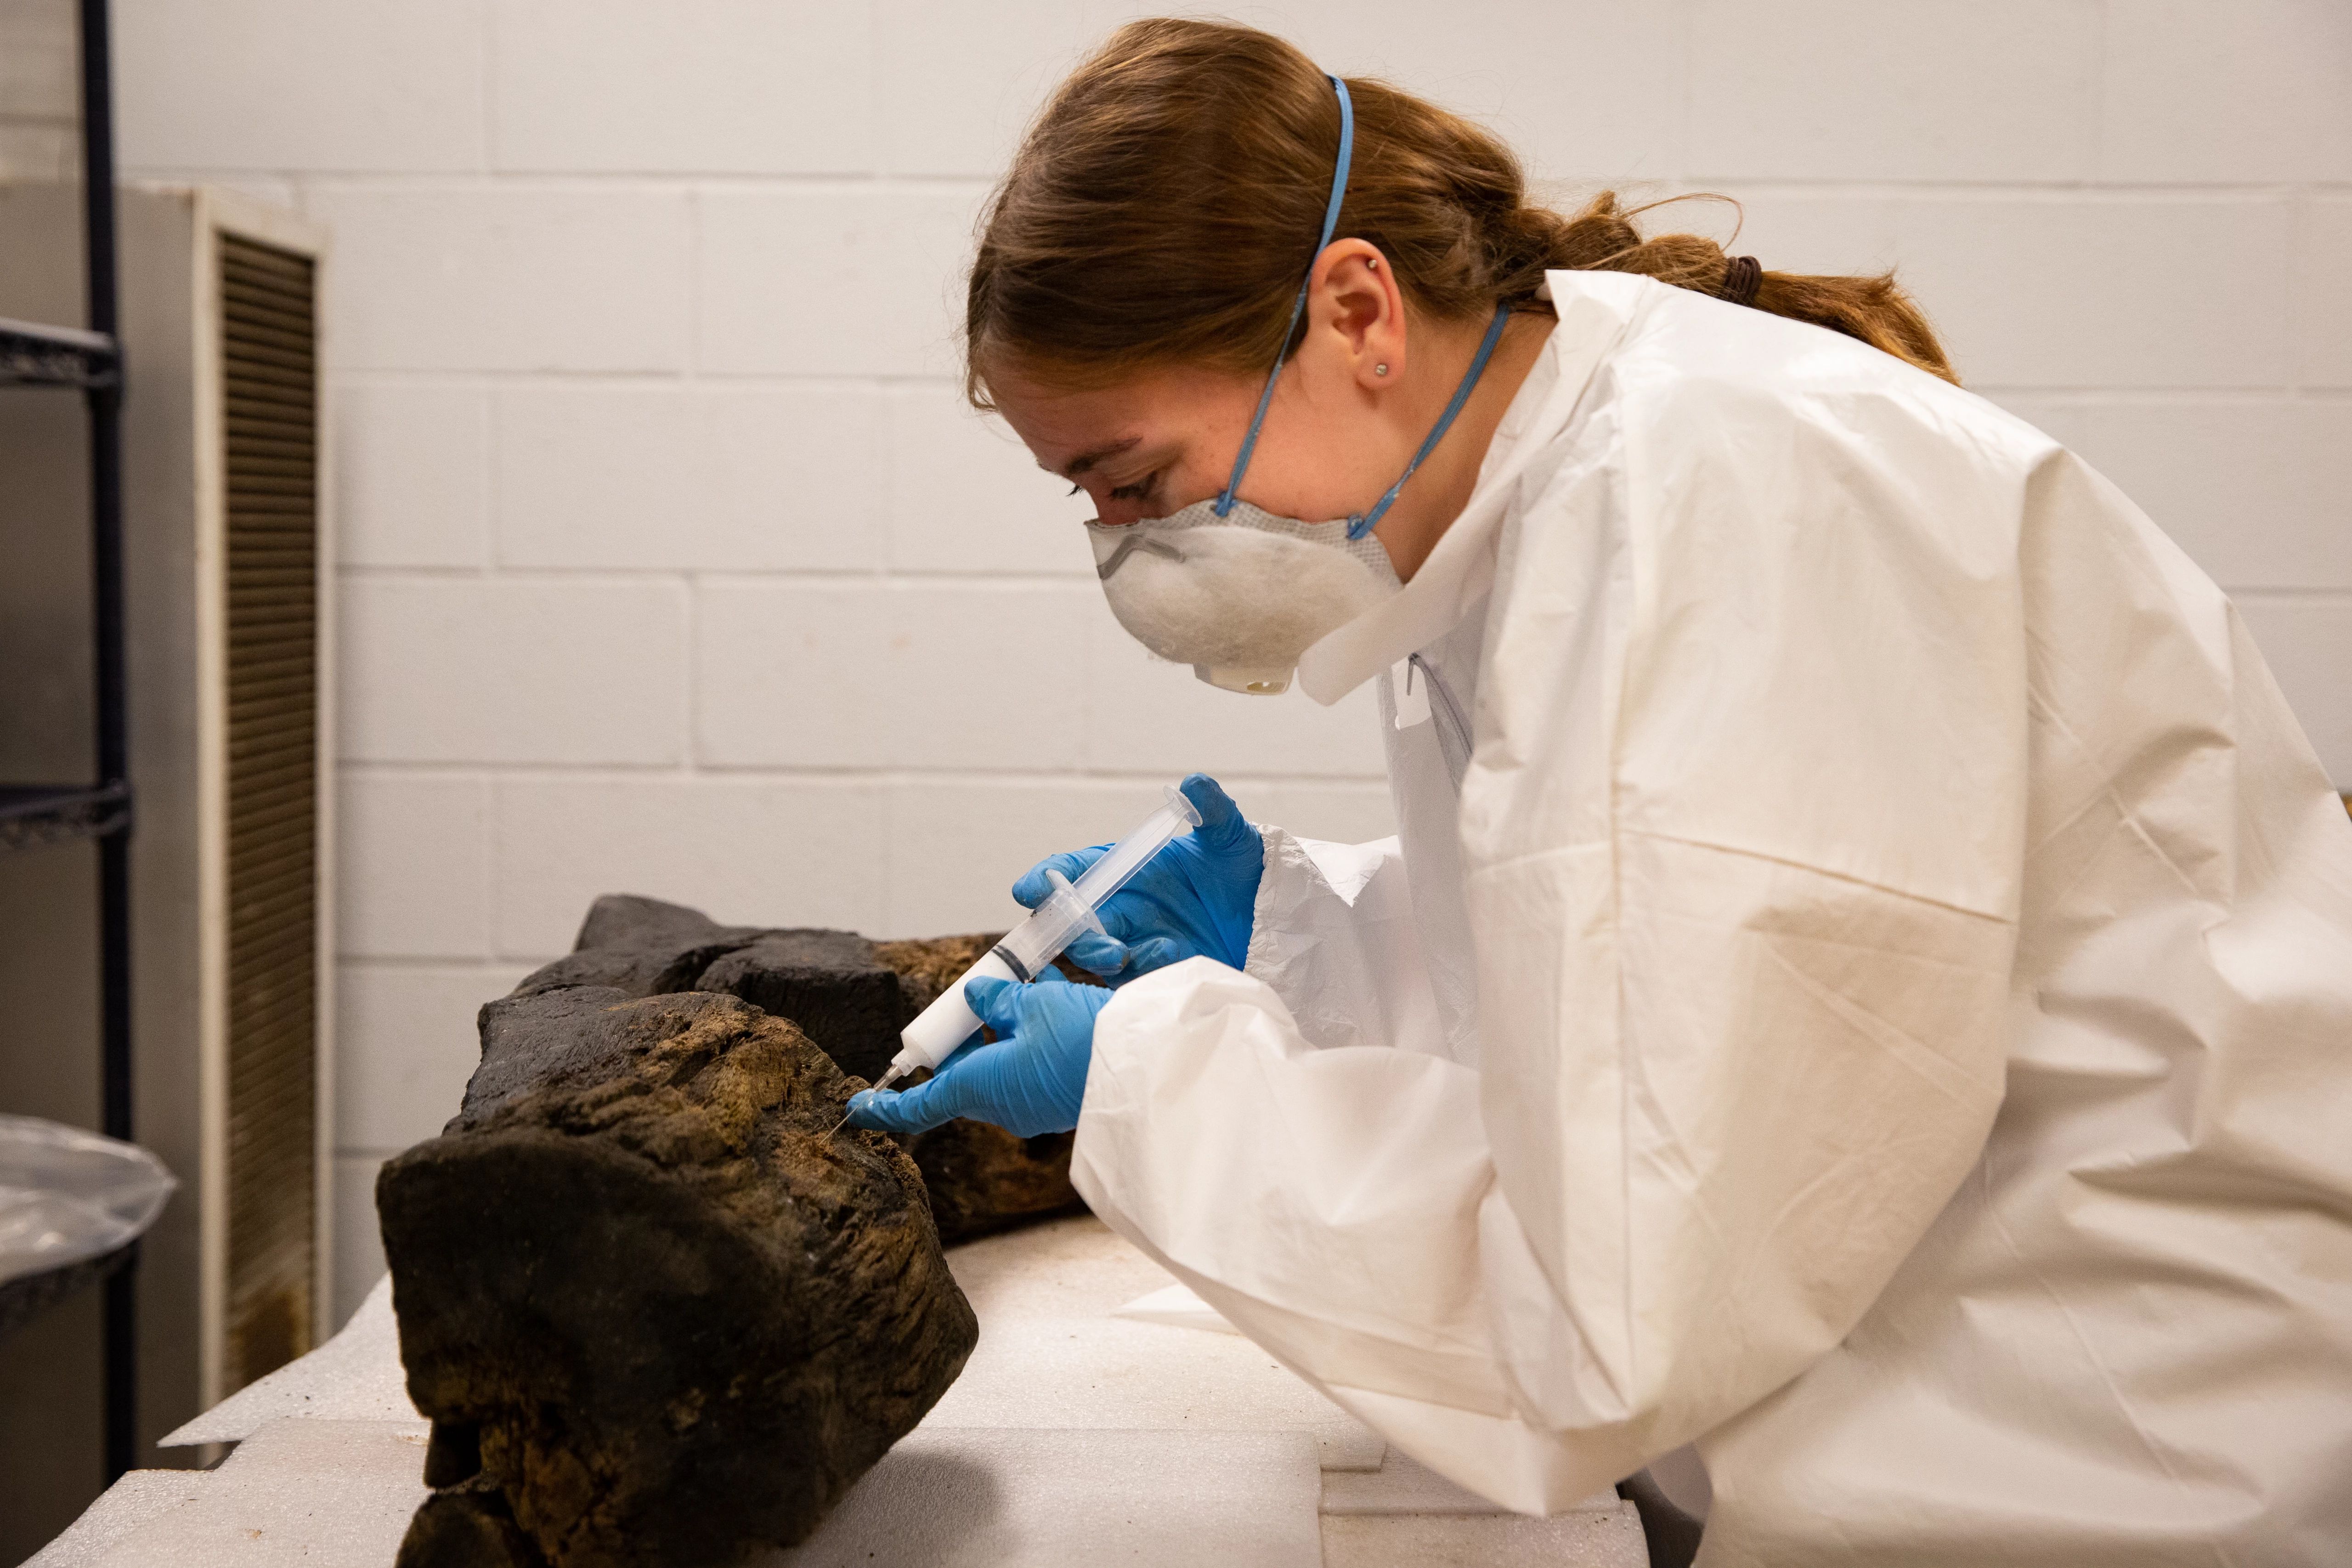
[1321, 1509, 1649, 1568]
[89, 1419, 430, 1568]
[1322, 1449, 1622, 1517]
[1317, 1449, 1646, 1567]
[765, 1426, 1323, 1568]
[22, 1470, 215, 1568]
[926, 1216, 1388, 1472]
[159, 1217, 1385, 1470]
[1107, 1268, 1646, 1560]
[80, 1421, 1323, 1568]
[52, 1214, 1647, 1566]
[160, 1275, 418, 1447]
[1114, 1280, 1242, 1335]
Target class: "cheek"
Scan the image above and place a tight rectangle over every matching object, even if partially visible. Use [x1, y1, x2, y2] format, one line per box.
[1165, 449, 1234, 509]
[1218, 419, 1368, 519]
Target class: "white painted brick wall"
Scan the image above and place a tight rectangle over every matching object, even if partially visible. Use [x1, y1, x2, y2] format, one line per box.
[490, 775, 888, 949]
[695, 186, 984, 377]
[336, 774, 493, 957]
[340, 575, 691, 764]
[2304, 199, 2352, 385]
[494, 384, 890, 571]
[0, 0, 79, 181]
[1688, 1, 2103, 181]
[94, 0, 2348, 1322]
[489, 0, 872, 175]
[302, 186, 695, 372]
[332, 382, 492, 568]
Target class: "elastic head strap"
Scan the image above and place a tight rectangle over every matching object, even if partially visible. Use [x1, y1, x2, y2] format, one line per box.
[1214, 74, 1355, 518]
[1343, 302, 1511, 540]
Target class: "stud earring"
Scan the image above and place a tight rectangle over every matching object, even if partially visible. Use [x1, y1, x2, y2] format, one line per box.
[1374, 363, 1390, 376]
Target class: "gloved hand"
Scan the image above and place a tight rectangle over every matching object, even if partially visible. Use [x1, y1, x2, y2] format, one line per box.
[843, 969, 1114, 1138]
[1014, 772, 1263, 983]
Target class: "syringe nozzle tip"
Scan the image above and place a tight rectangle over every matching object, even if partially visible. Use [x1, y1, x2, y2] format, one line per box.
[830, 1067, 905, 1135]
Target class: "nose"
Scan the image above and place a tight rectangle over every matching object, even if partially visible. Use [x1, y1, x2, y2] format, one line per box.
[1090, 498, 1153, 529]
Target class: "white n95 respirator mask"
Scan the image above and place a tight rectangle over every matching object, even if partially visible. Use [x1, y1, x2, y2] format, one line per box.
[1079, 71, 1509, 696]
[1088, 505, 1400, 696]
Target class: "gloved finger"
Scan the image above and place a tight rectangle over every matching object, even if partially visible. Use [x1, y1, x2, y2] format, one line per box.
[962, 975, 1027, 1037]
[1108, 935, 1185, 977]
[1033, 964, 1071, 985]
[1011, 845, 1111, 909]
[931, 1033, 985, 1073]
[1061, 929, 1131, 976]
[1087, 899, 1149, 945]
[843, 1083, 959, 1136]
[851, 1032, 1015, 1132]
[1179, 773, 1260, 857]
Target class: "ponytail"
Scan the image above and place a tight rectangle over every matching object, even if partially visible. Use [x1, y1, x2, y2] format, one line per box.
[1532, 192, 1956, 384]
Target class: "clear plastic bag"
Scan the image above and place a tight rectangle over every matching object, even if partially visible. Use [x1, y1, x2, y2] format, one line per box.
[0, 1114, 177, 1286]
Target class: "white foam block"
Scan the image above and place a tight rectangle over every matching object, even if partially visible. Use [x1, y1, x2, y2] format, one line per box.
[764, 1426, 1323, 1568]
[160, 1275, 418, 1447]
[1322, 1450, 1620, 1517]
[153, 1216, 1380, 1493]
[22, 1470, 214, 1568]
[90, 1419, 430, 1568]
[927, 1217, 1387, 1471]
[1114, 1281, 1241, 1335]
[1321, 1506, 1649, 1568]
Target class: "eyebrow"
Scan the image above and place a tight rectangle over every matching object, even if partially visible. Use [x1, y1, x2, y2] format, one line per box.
[1049, 436, 1141, 480]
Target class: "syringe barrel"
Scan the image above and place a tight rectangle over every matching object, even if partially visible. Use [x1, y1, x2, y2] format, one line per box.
[894, 947, 1018, 1076]
[893, 880, 1099, 1076]
[995, 883, 1101, 980]
[1069, 786, 1202, 909]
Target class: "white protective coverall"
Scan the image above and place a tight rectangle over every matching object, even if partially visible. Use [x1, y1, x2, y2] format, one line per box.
[1070, 270, 2352, 1566]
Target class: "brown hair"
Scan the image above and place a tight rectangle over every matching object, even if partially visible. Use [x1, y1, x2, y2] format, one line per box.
[965, 18, 1956, 406]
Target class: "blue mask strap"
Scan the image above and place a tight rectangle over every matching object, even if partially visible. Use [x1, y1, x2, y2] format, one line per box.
[1214, 74, 1354, 519]
[1344, 301, 1511, 540]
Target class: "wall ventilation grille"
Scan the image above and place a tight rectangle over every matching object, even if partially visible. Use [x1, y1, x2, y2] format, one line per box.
[217, 234, 318, 1390]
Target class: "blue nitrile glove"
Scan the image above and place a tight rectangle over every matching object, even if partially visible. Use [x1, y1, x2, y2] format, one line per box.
[1012, 773, 1263, 983]
[844, 969, 1114, 1138]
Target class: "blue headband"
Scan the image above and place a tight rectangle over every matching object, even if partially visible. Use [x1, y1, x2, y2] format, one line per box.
[1212, 74, 1509, 542]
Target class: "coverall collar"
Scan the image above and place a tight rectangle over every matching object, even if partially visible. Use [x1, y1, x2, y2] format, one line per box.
[1295, 272, 1640, 705]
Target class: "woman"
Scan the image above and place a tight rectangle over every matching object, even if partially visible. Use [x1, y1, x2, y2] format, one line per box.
[849, 20, 2352, 1565]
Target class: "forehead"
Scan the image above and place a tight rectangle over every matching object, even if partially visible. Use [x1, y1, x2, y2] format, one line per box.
[989, 362, 1248, 475]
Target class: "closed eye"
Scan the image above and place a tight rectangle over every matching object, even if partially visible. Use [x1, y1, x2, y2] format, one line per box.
[1108, 471, 1160, 503]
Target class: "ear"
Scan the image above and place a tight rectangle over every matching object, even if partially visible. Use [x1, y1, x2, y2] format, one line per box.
[1302, 239, 1406, 392]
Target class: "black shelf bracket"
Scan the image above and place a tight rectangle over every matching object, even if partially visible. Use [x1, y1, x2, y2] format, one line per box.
[0, 782, 134, 851]
[0, 315, 119, 389]
[76, 0, 139, 1486]
[0, 2, 138, 1481]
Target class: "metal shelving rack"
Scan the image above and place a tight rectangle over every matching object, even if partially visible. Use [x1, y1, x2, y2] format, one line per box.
[0, 0, 137, 1481]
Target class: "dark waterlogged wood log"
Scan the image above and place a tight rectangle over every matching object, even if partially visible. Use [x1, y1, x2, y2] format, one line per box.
[380, 987, 977, 1567]
[379, 895, 1104, 1565]
[521, 896, 1090, 1241]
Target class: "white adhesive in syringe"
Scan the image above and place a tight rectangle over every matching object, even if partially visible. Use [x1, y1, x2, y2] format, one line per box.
[868, 783, 1203, 1095]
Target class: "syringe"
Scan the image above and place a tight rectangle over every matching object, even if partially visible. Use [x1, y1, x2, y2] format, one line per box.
[861, 782, 1203, 1101]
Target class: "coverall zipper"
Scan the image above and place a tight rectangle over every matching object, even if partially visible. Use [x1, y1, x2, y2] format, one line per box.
[1409, 652, 1471, 793]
